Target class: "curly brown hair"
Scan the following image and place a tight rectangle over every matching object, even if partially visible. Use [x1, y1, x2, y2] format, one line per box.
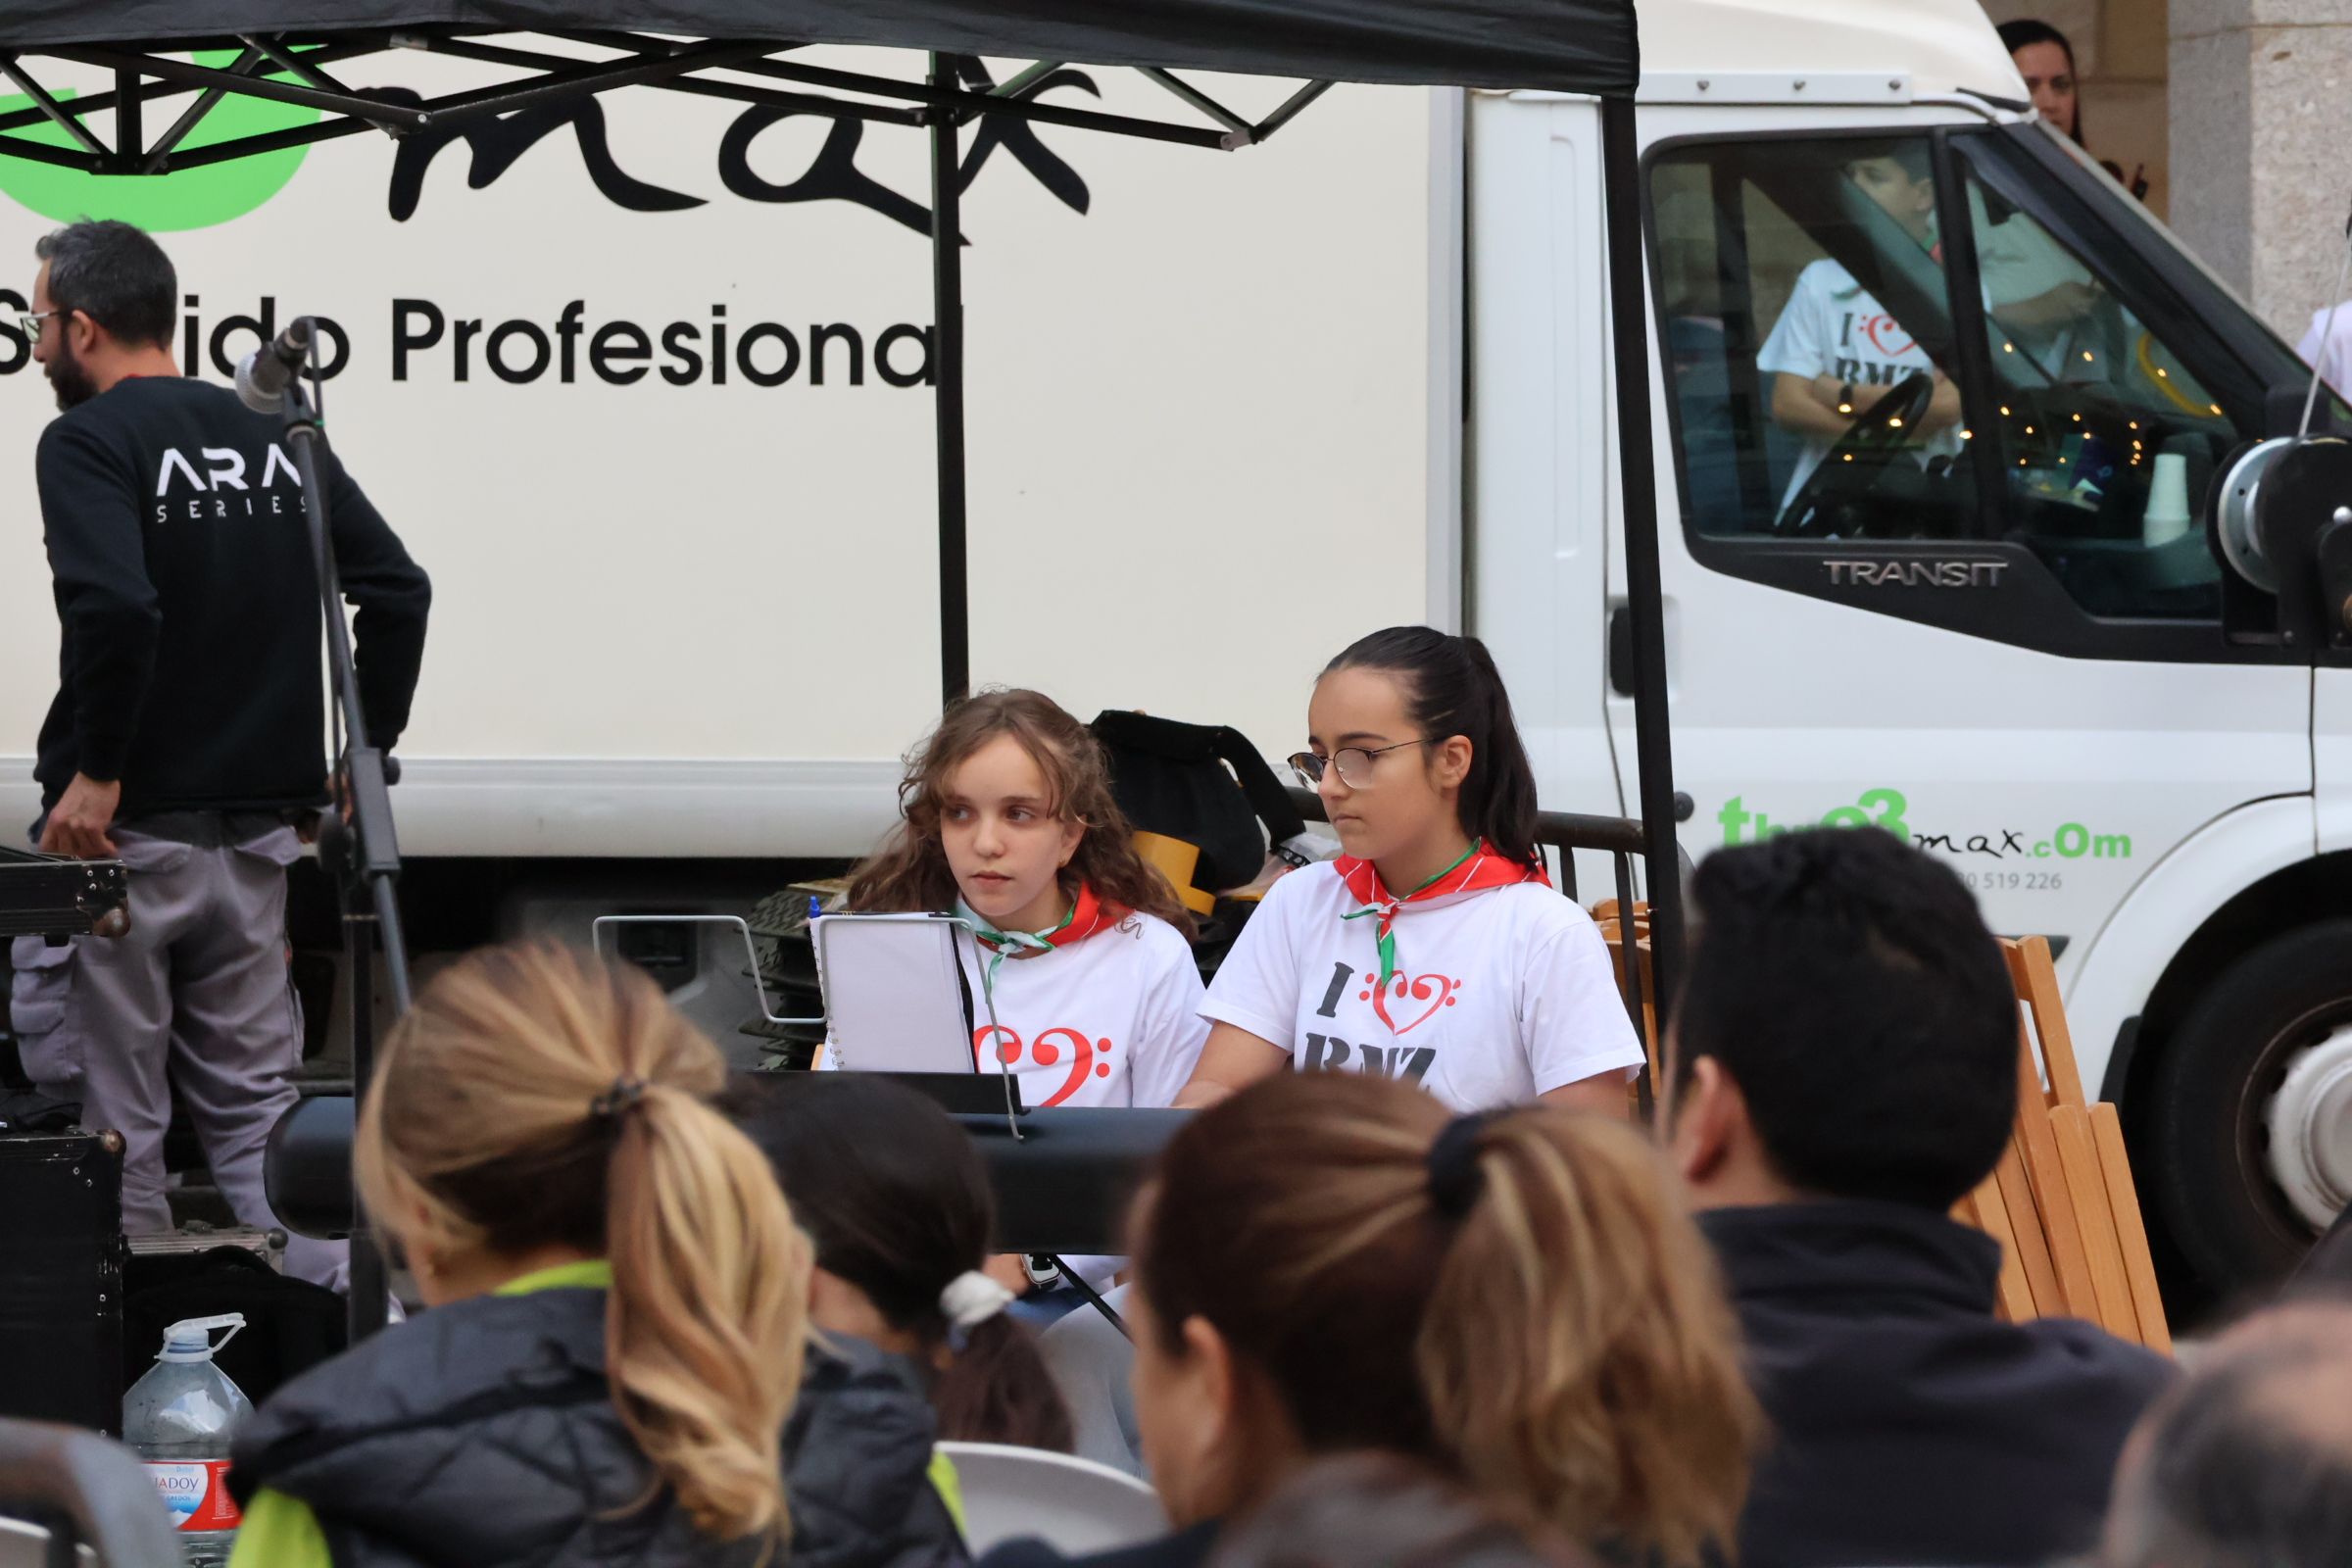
[847, 689, 1194, 937]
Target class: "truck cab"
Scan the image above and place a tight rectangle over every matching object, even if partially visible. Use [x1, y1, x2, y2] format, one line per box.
[1472, 0, 2352, 1298]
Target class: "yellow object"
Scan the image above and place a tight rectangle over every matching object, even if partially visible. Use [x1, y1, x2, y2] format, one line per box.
[227, 1258, 621, 1568]
[929, 1449, 968, 1537]
[1133, 831, 1215, 916]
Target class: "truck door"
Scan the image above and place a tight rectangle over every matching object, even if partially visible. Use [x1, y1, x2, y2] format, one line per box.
[1618, 116, 2311, 1019]
[1467, 94, 1628, 885]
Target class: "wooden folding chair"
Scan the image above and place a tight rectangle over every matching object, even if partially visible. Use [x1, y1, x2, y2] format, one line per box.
[1983, 937, 2172, 1351]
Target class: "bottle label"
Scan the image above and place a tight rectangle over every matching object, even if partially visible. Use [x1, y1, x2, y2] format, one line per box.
[145, 1460, 243, 1532]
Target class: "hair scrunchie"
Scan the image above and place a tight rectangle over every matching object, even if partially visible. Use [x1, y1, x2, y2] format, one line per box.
[939, 1269, 1015, 1333]
[1426, 1109, 1503, 1220]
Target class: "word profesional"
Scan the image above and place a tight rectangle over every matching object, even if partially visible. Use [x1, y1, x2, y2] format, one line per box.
[392, 300, 934, 389]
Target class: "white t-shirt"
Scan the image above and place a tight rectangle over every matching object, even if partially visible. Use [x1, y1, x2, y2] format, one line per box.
[821, 909, 1207, 1110]
[1200, 863, 1644, 1112]
[1757, 258, 1962, 511]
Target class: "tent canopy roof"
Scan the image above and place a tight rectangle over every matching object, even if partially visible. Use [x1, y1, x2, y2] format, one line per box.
[0, 1, 1639, 97]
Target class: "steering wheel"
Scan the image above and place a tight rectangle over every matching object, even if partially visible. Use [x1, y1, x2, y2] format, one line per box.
[1775, 370, 1938, 538]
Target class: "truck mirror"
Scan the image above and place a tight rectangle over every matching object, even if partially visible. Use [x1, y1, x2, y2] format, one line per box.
[2217, 434, 2352, 651]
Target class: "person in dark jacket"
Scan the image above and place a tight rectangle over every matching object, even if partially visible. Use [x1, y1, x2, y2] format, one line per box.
[12, 219, 429, 1286]
[227, 944, 820, 1568]
[1664, 827, 2175, 1568]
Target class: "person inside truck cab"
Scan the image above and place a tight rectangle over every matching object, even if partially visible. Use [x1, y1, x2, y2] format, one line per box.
[1757, 144, 1966, 520]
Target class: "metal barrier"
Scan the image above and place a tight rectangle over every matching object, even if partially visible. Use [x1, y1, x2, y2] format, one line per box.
[1285, 786, 1659, 1113]
[0, 1420, 179, 1568]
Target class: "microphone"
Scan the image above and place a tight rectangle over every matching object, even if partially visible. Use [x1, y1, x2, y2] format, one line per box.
[234, 318, 313, 414]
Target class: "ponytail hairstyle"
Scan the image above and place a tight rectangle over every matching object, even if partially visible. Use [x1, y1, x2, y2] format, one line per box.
[1132, 1074, 1757, 1568]
[356, 942, 809, 1548]
[847, 688, 1193, 937]
[1322, 628, 1542, 868]
[732, 1072, 1074, 1450]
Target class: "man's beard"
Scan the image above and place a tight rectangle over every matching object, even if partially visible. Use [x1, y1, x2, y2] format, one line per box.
[46, 336, 98, 412]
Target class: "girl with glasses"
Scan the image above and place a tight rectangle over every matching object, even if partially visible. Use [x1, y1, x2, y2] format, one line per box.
[1175, 626, 1642, 1116]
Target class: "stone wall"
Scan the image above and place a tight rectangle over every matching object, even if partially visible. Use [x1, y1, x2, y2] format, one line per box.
[2170, 2, 2352, 342]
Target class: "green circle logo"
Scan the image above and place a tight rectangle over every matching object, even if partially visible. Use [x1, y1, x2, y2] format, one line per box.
[0, 52, 316, 231]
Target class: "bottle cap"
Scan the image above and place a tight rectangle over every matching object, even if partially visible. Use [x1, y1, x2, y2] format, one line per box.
[158, 1313, 246, 1362]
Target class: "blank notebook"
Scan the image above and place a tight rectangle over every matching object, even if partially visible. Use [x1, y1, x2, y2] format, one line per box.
[811, 912, 975, 1074]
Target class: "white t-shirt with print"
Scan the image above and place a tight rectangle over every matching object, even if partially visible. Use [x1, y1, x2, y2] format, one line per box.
[1757, 258, 1962, 512]
[1199, 862, 1644, 1112]
[821, 909, 1207, 1111]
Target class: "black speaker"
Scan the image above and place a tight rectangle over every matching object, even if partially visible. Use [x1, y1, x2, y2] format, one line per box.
[0, 1130, 125, 1433]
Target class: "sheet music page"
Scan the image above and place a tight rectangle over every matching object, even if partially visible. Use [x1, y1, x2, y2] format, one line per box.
[811, 913, 974, 1073]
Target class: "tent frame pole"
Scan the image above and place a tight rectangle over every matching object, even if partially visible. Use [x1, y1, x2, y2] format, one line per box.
[1597, 94, 1685, 1027]
[931, 52, 970, 706]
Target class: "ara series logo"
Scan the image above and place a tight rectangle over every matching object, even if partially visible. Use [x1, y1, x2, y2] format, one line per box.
[0, 54, 1097, 237]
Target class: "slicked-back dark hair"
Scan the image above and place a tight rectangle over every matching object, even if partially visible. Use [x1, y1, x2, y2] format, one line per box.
[1671, 827, 2017, 1208]
[1995, 19, 2088, 147]
[1322, 627, 1542, 866]
[34, 220, 176, 349]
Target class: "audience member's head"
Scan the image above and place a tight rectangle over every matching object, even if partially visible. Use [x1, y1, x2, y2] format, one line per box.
[357, 941, 808, 1546]
[1206, 1452, 1595, 1568]
[1126, 1073, 1756, 1568]
[1997, 19, 2083, 143]
[734, 1072, 1074, 1450]
[1666, 827, 2017, 1211]
[2103, 1299, 2352, 1568]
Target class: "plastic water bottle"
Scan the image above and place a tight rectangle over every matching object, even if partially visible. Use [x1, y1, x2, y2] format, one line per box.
[123, 1314, 253, 1568]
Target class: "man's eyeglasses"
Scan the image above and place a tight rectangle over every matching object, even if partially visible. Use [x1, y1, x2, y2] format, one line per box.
[1289, 739, 1435, 790]
[16, 310, 60, 338]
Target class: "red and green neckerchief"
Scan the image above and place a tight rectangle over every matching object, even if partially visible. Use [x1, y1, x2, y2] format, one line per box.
[959, 882, 1124, 994]
[1337, 841, 1549, 988]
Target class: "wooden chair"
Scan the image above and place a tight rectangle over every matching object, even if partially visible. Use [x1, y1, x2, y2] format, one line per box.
[1956, 937, 2171, 1351]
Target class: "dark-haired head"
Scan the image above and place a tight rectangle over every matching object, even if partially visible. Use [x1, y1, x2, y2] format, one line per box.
[1665, 827, 2018, 1210]
[30, 220, 176, 412]
[2103, 1298, 2352, 1568]
[1312, 628, 1541, 870]
[1126, 1072, 1755, 1567]
[732, 1072, 1073, 1451]
[1996, 20, 2083, 144]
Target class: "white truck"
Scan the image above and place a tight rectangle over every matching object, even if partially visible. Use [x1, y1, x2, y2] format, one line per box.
[2, 0, 2345, 1298]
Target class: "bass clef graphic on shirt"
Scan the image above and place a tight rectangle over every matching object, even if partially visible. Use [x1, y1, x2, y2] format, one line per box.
[971, 1024, 1115, 1107]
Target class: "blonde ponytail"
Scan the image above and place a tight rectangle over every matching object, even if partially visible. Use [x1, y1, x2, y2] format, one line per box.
[1420, 1113, 1759, 1567]
[356, 942, 810, 1547]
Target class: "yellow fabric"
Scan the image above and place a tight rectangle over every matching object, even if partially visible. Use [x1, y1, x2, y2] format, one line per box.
[226, 1259, 616, 1568]
[929, 1448, 967, 1537]
[492, 1257, 614, 1295]
[227, 1485, 329, 1568]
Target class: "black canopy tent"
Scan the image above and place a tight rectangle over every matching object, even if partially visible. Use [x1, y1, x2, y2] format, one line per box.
[0, 0, 1684, 1148]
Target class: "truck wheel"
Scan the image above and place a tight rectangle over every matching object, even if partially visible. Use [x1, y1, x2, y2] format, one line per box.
[2146, 920, 2352, 1293]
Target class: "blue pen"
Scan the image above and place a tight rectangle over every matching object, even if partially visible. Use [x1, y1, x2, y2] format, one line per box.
[808, 894, 823, 922]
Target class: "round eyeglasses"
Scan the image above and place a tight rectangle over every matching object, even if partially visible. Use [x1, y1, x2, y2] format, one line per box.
[1288, 739, 1435, 790]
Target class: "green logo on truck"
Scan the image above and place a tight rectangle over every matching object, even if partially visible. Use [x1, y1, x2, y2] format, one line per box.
[0, 53, 315, 231]
[1717, 788, 2132, 860]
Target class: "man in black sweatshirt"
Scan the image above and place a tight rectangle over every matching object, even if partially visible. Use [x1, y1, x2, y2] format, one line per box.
[10, 220, 428, 1285]
[1663, 827, 2173, 1568]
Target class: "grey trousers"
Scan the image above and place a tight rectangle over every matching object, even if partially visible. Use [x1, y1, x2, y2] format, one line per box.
[1040, 1281, 1148, 1477]
[9, 824, 346, 1286]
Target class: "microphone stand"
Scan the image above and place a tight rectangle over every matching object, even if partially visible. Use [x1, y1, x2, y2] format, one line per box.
[277, 322, 411, 1344]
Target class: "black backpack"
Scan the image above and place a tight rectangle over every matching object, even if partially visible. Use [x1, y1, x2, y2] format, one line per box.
[1089, 712, 1307, 899]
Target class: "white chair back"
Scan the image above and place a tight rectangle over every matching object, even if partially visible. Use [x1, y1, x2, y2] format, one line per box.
[937, 1441, 1167, 1556]
[0, 1516, 94, 1565]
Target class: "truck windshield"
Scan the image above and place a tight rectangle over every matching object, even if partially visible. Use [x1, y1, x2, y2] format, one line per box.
[1650, 122, 2342, 622]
